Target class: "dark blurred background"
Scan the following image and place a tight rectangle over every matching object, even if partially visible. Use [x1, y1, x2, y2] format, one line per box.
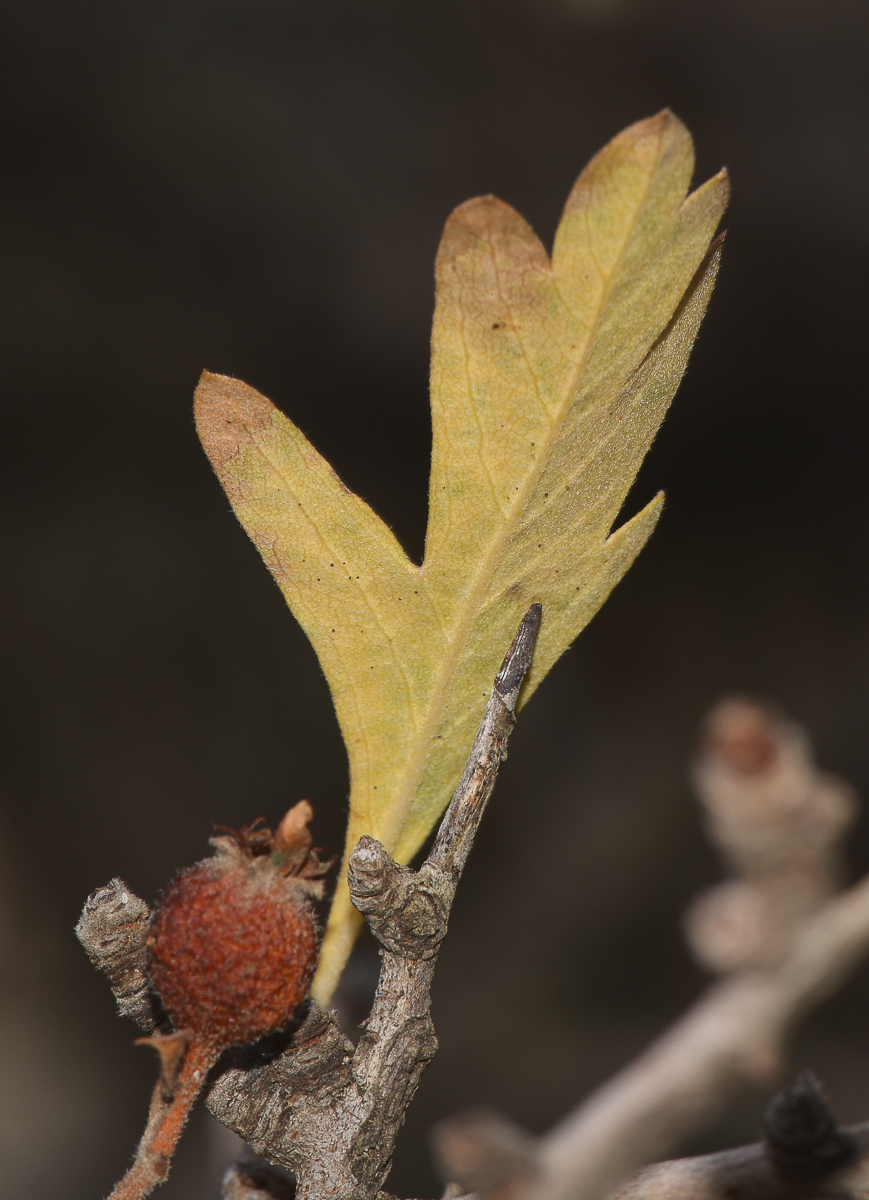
[2, 0, 869, 1195]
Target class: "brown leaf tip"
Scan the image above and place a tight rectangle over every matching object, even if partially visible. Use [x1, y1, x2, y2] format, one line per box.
[194, 371, 275, 445]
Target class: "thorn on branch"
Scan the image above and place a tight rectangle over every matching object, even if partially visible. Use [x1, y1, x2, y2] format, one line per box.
[494, 603, 542, 708]
[429, 604, 542, 877]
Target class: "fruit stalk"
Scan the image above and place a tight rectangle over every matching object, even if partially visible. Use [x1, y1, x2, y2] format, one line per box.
[108, 1038, 218, 1200]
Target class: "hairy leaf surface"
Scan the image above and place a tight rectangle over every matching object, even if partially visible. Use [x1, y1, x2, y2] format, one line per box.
[194, 111, 728, 1001]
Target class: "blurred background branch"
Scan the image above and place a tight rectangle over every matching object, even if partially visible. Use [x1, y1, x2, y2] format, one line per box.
[434, 701, 869, 1200]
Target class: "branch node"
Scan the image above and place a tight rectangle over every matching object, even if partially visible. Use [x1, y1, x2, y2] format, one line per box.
[349, 838, 449, 958]
[75, 877, 155, 1027]
[348, 836, 399, 904]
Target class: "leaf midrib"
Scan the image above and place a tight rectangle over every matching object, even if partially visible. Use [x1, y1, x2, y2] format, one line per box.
[376, 146, 663, 852]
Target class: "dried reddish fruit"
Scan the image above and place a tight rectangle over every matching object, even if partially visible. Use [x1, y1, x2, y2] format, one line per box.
[109, 801, 328, 1200]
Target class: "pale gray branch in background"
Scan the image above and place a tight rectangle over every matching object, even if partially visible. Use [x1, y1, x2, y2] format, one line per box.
[685, 699, 857, 974]
[437, 1073, 869, 1200]
[434, 700, 869, 1200]
[610, 1071, 868, 1200]
[534, 874, 869, 1200]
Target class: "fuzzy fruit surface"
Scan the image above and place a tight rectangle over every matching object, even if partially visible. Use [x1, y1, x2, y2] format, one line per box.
[148, 849, 318, 1046]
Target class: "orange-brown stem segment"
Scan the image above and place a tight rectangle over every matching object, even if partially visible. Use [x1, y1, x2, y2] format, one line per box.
[108, 1037, 218, 1200]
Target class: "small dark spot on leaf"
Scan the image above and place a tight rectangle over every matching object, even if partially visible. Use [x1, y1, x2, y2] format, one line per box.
[492, 322, 501, 329]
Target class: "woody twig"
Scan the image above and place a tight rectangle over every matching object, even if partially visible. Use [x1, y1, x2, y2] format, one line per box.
[77, 606, 542, 1200]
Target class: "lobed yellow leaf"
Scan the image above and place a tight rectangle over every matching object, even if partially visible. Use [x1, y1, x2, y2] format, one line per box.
[194, 111, 728, 1003]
